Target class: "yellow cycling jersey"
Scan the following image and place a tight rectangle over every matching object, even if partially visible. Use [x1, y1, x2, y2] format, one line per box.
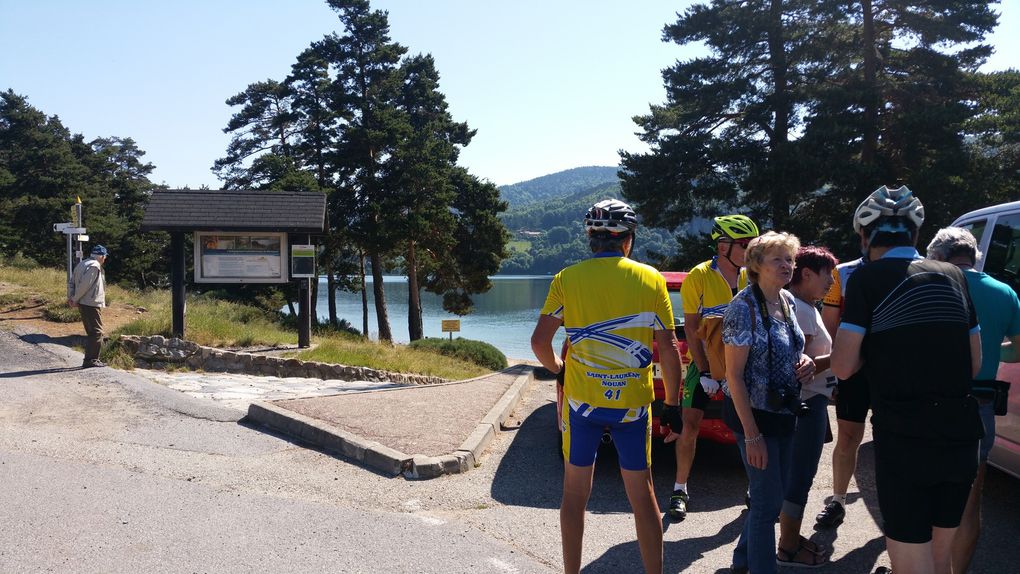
[680, 257, 747, 362]
[822, 257, 866, 309]
[540, 254, 674, 409]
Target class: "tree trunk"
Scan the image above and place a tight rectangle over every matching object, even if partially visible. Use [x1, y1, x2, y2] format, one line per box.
[767, 0, 792, 228]
[327, 271, 338, 329]
[360, 249, 369, 337]
[369, 251, 392, 342]
[406, 241, 423, 341]
[310, 271, 319, 327]
[860, 0, 879, 175]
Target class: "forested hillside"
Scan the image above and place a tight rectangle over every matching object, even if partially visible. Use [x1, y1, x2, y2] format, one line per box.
[498, 175, 680, 275]
[498, 166, 619, 208]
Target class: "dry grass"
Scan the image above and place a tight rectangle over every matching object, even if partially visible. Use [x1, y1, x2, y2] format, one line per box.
[2, 263, 488, 379]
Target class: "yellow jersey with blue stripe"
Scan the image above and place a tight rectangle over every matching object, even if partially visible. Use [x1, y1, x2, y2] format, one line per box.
[679, 257, 748, 361]
[540, 254, 674, 411]
[680, 257, 748, 319]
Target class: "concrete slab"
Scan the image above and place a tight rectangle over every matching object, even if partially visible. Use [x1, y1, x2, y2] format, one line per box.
[248, 365, 535, 478]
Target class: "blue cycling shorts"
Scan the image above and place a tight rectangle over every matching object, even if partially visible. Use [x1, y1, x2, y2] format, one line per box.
[562, 400, 651, 471]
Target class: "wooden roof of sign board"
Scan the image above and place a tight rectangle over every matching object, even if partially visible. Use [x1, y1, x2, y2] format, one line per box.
[140, 189, 326, 233]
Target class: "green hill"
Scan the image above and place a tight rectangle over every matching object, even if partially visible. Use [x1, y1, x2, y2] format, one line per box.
[498, 166, 620, 208]
[498, 174, 679, 275]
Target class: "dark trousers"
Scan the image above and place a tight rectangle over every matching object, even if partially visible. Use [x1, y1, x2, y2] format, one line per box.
[78, 304, 104, 362]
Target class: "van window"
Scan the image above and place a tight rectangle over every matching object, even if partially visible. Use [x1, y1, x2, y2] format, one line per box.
[959, 219, 987, 254]
[669, 290, 685, 329]
[984, 213, 1020, 298]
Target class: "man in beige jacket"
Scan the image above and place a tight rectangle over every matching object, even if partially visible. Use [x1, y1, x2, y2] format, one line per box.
[68, 244, 108, 368]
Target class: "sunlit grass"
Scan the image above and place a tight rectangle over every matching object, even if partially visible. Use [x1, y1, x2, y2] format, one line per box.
[296, 333, 488, 380]
[2, 263, 491, 377]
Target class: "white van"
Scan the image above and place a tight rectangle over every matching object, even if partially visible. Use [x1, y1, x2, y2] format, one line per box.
[951, 200, 1020, 479]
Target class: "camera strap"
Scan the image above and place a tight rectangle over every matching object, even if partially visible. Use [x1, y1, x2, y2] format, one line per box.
[751, 284, 797, 394]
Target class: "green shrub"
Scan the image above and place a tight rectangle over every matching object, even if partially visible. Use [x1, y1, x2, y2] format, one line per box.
[9, 252, 40, 270]
[408, 337, 508, 371]
[100, 336, 136, 370]
[42, 303, 80, 323]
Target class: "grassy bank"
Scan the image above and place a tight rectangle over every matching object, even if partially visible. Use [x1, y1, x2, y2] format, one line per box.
[0, 264, 489, 380]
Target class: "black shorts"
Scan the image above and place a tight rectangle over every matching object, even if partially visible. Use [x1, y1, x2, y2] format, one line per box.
[681, 366, 711, 411]
[873, 433, 977, 543]
[835, 372, 870, 423]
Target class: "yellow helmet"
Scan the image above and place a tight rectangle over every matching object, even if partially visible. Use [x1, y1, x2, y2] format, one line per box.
[710, 215, 759, 241]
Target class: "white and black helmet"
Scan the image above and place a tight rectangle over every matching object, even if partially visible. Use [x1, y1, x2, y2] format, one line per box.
[584, 199, 638, 236]
[853, 185, 925, 234]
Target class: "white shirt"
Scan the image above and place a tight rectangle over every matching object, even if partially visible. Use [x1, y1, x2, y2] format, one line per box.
[794, 296, 835, 399]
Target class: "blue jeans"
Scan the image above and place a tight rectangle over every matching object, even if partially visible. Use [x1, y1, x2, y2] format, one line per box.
[733, 432, 793, 574]
[782, 394, 830, 518]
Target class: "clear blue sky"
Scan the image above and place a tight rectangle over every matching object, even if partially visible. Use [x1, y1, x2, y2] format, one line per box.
[1, 1, 1017, 189]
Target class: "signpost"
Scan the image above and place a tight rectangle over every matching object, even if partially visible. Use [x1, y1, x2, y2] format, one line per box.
[441, 319, 461, 341]
[54, 197, 86, 299]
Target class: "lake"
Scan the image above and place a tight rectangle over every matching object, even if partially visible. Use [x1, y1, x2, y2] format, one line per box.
[314, 275, 566, 360]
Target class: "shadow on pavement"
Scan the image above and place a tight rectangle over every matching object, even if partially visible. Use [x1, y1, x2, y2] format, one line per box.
[491, 393, 749, 514]
[582, 513, 744, 574]
[0, 366, 82, 378]
[806, 440, 886, 570]
[17, 332, 85, 348]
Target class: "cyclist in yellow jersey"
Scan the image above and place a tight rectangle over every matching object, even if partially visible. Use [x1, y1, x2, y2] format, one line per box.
[669, 214, 758, 522]
[532, 199, 683, 574]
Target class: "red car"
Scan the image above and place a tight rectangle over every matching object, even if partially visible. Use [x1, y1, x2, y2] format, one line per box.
[556, 271, 736, 447]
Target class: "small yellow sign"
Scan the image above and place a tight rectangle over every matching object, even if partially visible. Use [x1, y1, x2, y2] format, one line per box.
[71, 196, 81, 227]
[441, 319, 461, 333]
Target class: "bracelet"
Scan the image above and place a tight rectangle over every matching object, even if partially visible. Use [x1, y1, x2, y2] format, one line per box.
[743, 433, 764, 445]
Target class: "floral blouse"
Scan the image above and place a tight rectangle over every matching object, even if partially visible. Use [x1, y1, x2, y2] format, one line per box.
[721, 286, 805, 415]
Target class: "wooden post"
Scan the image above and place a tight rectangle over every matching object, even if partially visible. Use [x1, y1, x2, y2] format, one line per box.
[298, 278, 311, 348]
[171, 232, 186, 339]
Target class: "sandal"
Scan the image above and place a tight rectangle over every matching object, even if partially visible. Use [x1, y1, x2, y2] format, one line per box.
[799, 535, 828, 556]
[777, 544, 829, 568]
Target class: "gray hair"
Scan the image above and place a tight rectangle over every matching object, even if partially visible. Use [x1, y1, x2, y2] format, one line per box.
[926, 227, 982, 265]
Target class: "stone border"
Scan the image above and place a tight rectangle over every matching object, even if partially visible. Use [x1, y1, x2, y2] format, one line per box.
[117, 335, 447, 386]
[246, 367, 535, 479]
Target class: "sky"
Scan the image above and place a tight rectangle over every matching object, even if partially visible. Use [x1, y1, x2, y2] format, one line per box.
[2, 1, 1018, 190]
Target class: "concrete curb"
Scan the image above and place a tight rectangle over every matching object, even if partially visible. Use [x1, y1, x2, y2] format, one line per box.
[246, 366, 536, 479]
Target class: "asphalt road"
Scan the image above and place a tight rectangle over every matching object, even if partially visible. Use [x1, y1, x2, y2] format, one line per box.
[2, 328, 1018, 573]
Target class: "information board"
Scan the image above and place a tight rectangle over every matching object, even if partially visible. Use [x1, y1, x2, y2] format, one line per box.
[291, 244, 316, 278]
[194, 231, 288, 283]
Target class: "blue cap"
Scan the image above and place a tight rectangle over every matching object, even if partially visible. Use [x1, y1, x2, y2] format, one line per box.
[91, 245, 109, 256]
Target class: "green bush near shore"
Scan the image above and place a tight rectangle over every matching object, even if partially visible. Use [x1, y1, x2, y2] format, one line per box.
[408, 337, 508, 371]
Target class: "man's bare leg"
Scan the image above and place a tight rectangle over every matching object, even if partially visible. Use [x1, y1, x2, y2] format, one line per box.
[674, 408, 704, 485]
[622, 467, 664, 574]
[886, 537, 936, 574]
[561, 462, 595, 574]
[951, 463, 986, 573]
[822, 419, 864, 519]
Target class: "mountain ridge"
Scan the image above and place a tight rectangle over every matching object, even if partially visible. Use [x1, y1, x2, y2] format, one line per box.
[498, 166, 619, 208]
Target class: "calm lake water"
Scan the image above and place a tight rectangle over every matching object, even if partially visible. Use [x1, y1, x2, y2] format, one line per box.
[316, 275, 566, 360]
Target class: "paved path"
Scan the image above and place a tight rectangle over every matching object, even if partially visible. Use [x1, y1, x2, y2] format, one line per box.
[131, 369, 399, 411]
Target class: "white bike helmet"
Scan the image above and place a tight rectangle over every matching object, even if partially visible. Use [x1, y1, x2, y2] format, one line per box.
[853, 185, 925, 234]
[584, 199, 638, 236]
